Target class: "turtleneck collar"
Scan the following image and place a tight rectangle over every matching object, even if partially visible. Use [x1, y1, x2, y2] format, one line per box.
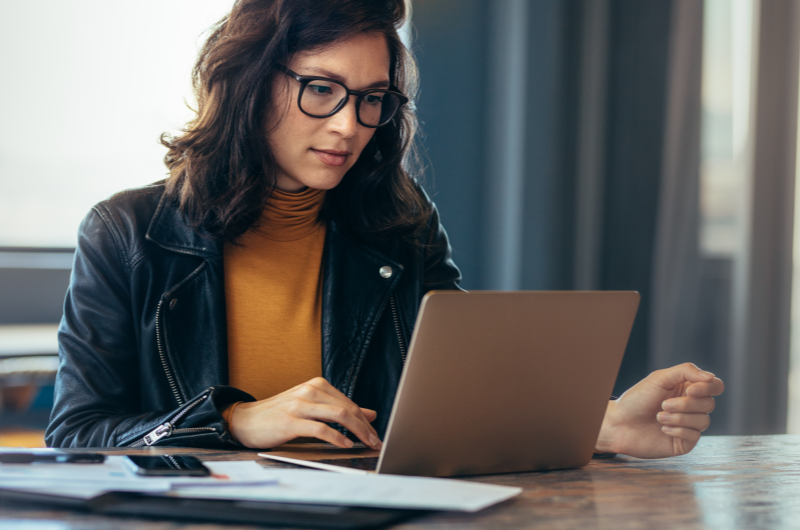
[253, 187, 327, 242]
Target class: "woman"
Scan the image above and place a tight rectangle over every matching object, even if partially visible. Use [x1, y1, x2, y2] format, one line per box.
[46, 0, 723, 458]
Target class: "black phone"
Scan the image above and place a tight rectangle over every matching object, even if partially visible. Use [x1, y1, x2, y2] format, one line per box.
[124, 455, 211, 477]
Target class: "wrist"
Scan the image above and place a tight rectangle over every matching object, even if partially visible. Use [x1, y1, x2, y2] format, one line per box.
[594, 399, 619, 454]
[224, 401, 245, 444]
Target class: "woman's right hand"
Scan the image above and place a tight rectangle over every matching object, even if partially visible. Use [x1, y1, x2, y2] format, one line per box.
[228, 377, 382, 450]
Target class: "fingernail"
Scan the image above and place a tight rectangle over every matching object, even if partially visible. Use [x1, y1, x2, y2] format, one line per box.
[662, 425, 674, 434]
[702, 371, 715, 379]
[662, 400, 676, 412]
[657, 412, 670, 423]
[369, 435, 379, 448]
[344, 438, 354, 448]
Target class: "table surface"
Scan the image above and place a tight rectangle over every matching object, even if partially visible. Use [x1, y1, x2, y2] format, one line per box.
[1, 434, 798, 529]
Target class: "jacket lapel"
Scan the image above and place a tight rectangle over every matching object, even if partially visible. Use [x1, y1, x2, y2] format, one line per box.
[146, 193, 228, 401]
[322, 222, 403, 398]
[160, 255, 229, 400]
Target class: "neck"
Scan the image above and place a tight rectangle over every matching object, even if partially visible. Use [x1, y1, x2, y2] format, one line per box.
[275, 175, 308, 193]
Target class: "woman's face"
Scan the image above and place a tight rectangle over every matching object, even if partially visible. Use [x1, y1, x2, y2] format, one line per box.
[267, 32, 391, 192]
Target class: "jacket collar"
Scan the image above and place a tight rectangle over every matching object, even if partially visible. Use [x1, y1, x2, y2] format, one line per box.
[145, 191, 223, 258]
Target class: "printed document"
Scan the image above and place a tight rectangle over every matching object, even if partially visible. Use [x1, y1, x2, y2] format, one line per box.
[0, 451, 520, 512]
[170, 468, 521, 512]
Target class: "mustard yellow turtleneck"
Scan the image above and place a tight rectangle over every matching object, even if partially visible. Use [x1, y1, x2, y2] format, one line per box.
[224, 187, 326, 401]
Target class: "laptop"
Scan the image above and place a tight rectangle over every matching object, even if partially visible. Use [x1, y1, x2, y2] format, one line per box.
[262, 291, 639, 477]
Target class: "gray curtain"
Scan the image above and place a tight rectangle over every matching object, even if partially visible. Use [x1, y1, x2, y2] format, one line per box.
[650, 0, 800, 434]
[728, 0, 800, 435]
[649, 0, 704, 374]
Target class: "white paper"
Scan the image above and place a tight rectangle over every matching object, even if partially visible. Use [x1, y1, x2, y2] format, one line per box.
[0, 458, 276, 497]
[0, 456, 167, 492]
[19, 486, 129, 499]
[0, 454, 520, 512]
[172, 461, 278, 488]
[170, 468, 522, 512]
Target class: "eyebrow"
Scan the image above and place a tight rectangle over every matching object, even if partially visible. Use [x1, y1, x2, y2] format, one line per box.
[301, 66, 391, 89]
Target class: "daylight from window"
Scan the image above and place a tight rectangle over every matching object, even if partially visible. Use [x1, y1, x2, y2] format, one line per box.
[699, 0, 748, 260]
[0, 1, 234, 248]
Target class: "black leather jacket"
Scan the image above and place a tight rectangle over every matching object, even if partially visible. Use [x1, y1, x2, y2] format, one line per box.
[45, 183, 461, 448]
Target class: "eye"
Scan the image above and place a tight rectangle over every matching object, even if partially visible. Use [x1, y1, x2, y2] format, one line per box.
[308, 84, 334, 95]
[364, 94, 384, 105]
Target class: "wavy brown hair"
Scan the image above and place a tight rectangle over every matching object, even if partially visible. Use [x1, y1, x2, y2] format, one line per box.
[161, 0, 428, 244]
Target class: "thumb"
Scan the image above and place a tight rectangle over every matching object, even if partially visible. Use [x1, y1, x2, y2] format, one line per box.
[650, 363, 715, 389]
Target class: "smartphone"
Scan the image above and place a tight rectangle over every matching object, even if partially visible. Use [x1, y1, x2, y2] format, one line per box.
[124, 455, 211, 477]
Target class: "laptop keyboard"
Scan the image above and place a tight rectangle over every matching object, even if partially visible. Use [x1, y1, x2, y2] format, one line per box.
[315, 457, 379, 471]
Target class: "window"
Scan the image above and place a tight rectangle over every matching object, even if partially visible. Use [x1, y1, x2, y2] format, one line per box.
[0, 1, 233, 248]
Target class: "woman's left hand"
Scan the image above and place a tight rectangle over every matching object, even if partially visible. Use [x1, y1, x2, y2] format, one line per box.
[594, 363, 725, 459]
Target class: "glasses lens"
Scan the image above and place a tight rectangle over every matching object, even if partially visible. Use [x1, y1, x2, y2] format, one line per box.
[300, 79, 348, 117]
[358, 91, 402, 127]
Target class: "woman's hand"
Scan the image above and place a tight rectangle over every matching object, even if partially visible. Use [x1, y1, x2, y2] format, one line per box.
[229, 377, 382, 450]
[595, 363, 725, 459]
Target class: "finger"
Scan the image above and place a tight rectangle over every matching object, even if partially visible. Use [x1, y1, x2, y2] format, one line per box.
[360, 408, 378, 422]
[295, 419, 356, 449]
[289, 392, 380, 445]
[660, 425, 701, 446]
[291, 381, 380, 440]
[301, 379, 378, 427]
[296, 402, 382, 449]
[650, 363, 716, 390]
[657, 411, 711, 432]
[662, 396, 715, 414]
[685, 378, 725, 398]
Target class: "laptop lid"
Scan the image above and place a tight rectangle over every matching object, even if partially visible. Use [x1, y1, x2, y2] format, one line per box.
[375, 290, 639, 477]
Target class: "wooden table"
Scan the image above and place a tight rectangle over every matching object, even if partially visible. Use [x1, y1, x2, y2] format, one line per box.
[1, 435, 798, 529]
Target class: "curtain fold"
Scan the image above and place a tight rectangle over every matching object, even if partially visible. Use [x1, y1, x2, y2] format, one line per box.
[649, 0, 704, 374]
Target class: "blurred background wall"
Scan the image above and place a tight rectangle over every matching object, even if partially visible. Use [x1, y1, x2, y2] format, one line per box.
[1, 0, 799, 444]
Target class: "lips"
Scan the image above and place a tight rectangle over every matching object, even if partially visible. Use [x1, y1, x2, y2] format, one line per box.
[312, 148, 350, 167]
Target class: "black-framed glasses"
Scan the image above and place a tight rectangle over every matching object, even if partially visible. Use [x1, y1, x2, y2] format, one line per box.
[278, 65, 408, 128]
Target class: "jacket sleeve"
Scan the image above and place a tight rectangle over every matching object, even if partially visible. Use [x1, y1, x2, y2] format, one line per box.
[422, 202, 464, 292]
[45, 208, 253, 448]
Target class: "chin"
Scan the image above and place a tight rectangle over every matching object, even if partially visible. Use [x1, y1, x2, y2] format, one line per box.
[301, 170, 348, 191]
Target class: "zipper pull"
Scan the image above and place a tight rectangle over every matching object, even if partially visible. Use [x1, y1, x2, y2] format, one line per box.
[143, 422, 173, 445]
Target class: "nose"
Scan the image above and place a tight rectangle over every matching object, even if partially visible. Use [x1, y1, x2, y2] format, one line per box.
[326, 95, 359, 137]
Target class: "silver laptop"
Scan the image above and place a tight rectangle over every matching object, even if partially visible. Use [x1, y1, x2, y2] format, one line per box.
[262, 291, 639, 477]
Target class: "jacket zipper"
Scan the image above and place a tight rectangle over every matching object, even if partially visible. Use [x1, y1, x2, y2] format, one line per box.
[389, 294, 408, 365]
[156, 297, 183, 406]
[127, 393, 215, 447]
[346, 293, 407, 401]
